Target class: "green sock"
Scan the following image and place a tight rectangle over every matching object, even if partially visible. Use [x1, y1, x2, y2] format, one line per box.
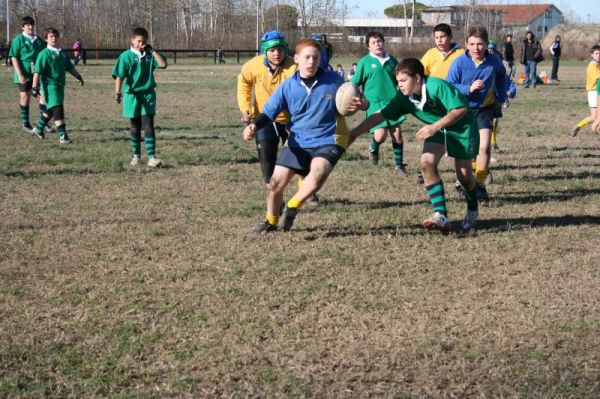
[39, 103, 47, 118]
[370, 137, 380, 153]
[144, 135, 156, 159]
[35, 115, 50, 132]
[57, 124, 66, 138]
[464, 187, 478, 212]
[130, 132, 141, 157]
[20, 105, 30, 127]
[392, 142, 403, 168]
[426, 181, 447, 216]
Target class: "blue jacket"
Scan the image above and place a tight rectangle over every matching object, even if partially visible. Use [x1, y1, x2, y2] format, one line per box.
[446, 51, 508, 109]
[262, 68, 344, 148]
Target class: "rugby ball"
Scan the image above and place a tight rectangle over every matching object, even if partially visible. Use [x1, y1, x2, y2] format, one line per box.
[335, 82, 359, 117]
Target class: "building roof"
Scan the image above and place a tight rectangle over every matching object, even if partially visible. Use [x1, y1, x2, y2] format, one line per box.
[480, 4, 560, 25]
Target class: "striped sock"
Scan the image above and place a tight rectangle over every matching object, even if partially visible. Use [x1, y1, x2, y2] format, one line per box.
[34, 114, 50, 132]
[392, 142, 403, 168]
[57, 124, 66, 138]
[426, 181, 447, 216]
[39, 103, 47, 118]
[130, 132, 141, 157]
[577, 118, 590, 128]
[20, 105, 30, 127]
[370, 138, 380, 153]
[475, 168, 488, 185]
[465, 187, 478, 212]
[144, 135, 156, 159]
[287, 195, 303, 209]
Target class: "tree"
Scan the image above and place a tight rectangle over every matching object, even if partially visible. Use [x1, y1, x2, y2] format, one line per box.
[383, 2, 427, 20]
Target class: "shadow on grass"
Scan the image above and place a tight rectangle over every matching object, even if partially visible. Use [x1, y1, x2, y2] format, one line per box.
[319, 197, 421, 209]
[494, 187, 600, 204]
[478, 214, 600, 232]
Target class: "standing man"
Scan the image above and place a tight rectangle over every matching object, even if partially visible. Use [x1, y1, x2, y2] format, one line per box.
[8, 16, 48, 133]
[502, 34, 515, 78]
[549, 35, 561, 83]
[520, 31, 542, 88]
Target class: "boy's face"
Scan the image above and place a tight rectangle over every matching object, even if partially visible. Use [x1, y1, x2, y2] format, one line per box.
[368, 36, 385, 57]
[46, 33, 59, 47]
[266, 46, 285, 66]
[396, 72, 420, 96]
[434, 31, 451, 52]
[466, 36, 486, 60]
[22, 23, 34, 35]
[294, 45, 320, 78]
[506, 36, 512, 43]
[592, 50, 600, 61]
[526, 33, 533, 41]
[131, 35, 146, 51]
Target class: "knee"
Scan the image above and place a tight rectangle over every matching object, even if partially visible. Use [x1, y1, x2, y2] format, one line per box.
[268, 174, 286, 193]
[420, 157, 434, 172]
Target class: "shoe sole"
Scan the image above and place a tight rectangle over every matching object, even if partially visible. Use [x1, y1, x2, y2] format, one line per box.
[422, 221, 452, 233]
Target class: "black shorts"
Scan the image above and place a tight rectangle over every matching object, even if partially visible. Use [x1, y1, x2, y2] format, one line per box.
[18, 81, 33, 93]
[255, 121, 288, 143]
[473, 106, 495, 130]
[46, 105, 65, 121]
[276, 144, 345, 176]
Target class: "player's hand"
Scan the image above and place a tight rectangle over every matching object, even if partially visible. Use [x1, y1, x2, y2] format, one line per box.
[469, 79, 485, 93]
[31, 87, 39, 98]
[243, 124, 256, 141]
[115, 91, 122, 104]
[346, 96, 363, 114]
[241, 111, 252, 124]
[143, 44, 154, 55]
[502, 101, 509, 109]
[416, 124, 438, 140]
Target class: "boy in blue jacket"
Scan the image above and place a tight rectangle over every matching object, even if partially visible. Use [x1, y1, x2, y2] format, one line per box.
[243, 39, 354, 233]
[447, 26, 508, 201]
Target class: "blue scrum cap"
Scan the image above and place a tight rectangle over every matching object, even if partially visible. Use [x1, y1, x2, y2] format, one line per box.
[261, 31, 287, 54]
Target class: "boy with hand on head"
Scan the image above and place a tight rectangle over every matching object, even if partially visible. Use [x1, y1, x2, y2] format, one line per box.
[244, 39, 356, 233]
[113, 27, 167, 168]
[237, 31, 297, 188]
[351, 31, 408, 176]
[571, 45, 600, 137]
[30, 27, 83, 143]
[350, 58, 479, 233]
[446, 26, 508, 202]
[8, 16, 48, 133]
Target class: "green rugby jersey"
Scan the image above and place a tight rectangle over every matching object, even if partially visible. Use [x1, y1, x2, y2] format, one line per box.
[112, 49, 160, 94]
[8, 33, 46, 83]
[351, 52, 399, 116]
[34, 47, 75, 108]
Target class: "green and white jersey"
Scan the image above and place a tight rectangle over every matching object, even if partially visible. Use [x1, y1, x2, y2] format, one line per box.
[351, 52, 399, 116]
[112, 48, 160, 94]
[382, 77, 478, 159]
[8, 33, 46, 83]
[34, 47, 75, 108]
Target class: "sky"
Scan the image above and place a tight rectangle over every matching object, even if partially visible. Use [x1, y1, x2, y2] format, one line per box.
[353, 0, 600, 24]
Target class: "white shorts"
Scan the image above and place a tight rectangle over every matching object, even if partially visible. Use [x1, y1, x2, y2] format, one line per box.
[588, 90, 598, 108]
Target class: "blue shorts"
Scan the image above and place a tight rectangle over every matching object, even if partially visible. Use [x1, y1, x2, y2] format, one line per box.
[256, 121, 288, 143]
[473, 106, 495, 130]
[276, 144, 345, 176]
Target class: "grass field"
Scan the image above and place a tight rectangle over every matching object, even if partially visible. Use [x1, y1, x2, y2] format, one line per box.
[1, 57, 599, 398]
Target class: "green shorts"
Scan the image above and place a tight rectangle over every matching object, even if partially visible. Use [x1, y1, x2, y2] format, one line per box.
[122, 91, 156, 119]
[426, 121, 479, 160]
[41, 84, 65, 109]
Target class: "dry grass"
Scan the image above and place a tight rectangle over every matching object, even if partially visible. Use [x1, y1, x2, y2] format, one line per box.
[1, 59, 599, 398]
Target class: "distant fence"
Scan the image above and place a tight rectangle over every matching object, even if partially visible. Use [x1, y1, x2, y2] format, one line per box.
[60, 48, 259, 64]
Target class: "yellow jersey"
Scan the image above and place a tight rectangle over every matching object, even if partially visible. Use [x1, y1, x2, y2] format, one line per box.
[585, 60, 600, 91]
[421, 45, 464, 79]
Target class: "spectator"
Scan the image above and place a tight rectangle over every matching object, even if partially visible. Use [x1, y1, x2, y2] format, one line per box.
[217, 47, 225, 64]
[549, 35, 561, 83]
[502, 34, 515, 78]
[72, 38, 82, 65]
[520, 31, 542, 88]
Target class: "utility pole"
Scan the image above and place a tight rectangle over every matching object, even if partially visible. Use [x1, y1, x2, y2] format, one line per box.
[256, 0, 259, 54]
[6, 0, 9, 43]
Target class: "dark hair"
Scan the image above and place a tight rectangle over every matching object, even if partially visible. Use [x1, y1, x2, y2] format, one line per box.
[365, 31, 384, 46]
[506, 34, 512, 39]
[591, 45, 600, 53]
[433, 23, 452, 37]
[466, 26, 489, 44]
[526, 31, 534, 37]
[395, 58, 425, 78]
[21, 16, 35, 27]
[44, 27, 60, 39]
[132, 27, 149, 39]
